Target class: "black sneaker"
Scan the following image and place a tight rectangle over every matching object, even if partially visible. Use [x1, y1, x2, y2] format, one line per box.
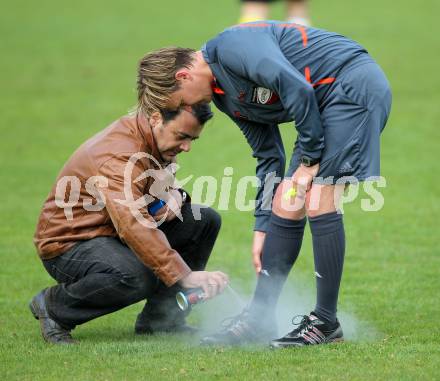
[270, 312, 343, 348]
[134, 303, 198, 335]
[135, 313, 198, 335]
[200, 309, 277, 346]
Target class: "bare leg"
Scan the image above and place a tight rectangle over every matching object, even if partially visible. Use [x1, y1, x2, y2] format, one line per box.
[239, 1, 270, 23]
[286, 0, 311, 26]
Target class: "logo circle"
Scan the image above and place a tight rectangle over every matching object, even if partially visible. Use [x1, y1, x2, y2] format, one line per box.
[257, 87, 272, 104]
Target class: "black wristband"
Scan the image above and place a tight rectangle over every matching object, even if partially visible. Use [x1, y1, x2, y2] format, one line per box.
[300, 155, 320, 167]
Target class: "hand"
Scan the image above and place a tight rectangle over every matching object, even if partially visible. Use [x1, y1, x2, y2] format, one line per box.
[291, 163, 320, 202]
[153, 189, 183, 222]
[178, 271, 229, 299]
[252, 231, 266, 274]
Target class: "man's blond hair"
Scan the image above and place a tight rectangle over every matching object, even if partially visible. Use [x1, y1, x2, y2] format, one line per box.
[137, 47, 195, 116]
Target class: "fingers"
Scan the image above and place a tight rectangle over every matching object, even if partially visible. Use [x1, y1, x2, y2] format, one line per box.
[199, 281, 211, 299]
[205, 271, 228, 298]
[167, 189, 183, 210]
[253, 251, 262, 274]
[254, 263, 262, 274]
[202, 282, 218, 300]
[211, 271, 229, 293]
[294, 180, 307, 201]
[191, 272, 228, 300]
[252, 231, 265, 274]
[179, 271, 229, 300]
[290, 169, 310, 207]
[213, 270, 229, 284]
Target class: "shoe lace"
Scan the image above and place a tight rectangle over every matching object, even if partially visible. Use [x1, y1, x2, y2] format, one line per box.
[289, 314, 314, 336]
[220, 309, 250, 333]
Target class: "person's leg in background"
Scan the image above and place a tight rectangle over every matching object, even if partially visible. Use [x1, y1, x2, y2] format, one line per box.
[30, 236, 158, 344]
[239, 0, 271, 23]
[239, 0, 311, 26]
[135, 203, 222, 334]
[286, 0, 311, 26]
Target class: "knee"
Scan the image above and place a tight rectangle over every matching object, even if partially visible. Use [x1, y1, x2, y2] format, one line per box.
[306, 204, 338, 218]
[272, 203, 306, 220]
[272, 196, 306, 220]
[271, 180, 306, 220]
[119, 270, 156, 301]
[306, 209, 322, 219]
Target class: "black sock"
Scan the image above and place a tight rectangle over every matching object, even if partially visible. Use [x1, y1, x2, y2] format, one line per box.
[249, 213, 306, 316]
[309, 212, 345, 324]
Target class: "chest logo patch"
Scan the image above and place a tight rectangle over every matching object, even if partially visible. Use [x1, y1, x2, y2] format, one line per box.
[252, 87, 279, 105]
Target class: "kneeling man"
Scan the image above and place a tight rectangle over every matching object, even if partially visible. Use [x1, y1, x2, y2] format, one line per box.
[31, 104, 228, 344]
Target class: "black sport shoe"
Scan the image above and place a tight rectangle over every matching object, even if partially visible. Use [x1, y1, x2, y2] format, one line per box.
[29, 289, 76, 345]
[135, 312, 198, 335]
[135, 285, 198, 335]
[135, 302, 198, 335]
[200, 309, 277, 346]
[270, 312, 343, 348]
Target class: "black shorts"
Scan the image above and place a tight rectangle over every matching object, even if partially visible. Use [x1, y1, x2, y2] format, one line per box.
[286, 59, 392, 184]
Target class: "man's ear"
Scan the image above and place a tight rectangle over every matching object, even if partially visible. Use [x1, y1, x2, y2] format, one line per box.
[175, 69, 191, 82]
[149, 111, 163, 128]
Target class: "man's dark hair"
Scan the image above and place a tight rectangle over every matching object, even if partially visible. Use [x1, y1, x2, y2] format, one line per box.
[160, 103, 213, 126]
[190, 103, 214, 125]
[160, 109, 181, 124]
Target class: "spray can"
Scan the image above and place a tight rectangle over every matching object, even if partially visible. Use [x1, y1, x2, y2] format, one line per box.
[176, 288, 205, 311]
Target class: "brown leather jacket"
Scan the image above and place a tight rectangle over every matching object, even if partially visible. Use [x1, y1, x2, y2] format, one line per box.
[34, 114, 191, 286]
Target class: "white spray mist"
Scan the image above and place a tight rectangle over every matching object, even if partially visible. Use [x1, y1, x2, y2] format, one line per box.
[191, 275, 380, 342]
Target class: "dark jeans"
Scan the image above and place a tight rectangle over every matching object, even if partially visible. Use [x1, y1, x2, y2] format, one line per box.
[42, 204, 221, 329]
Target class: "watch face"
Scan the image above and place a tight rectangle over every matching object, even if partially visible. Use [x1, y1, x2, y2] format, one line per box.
[301, 156, 311, 166]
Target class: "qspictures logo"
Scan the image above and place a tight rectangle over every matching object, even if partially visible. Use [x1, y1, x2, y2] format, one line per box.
[54, 152, 387, 227]
[54, 152, 185, 228]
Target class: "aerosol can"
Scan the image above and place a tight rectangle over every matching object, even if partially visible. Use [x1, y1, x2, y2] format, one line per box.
[176, 288, 205, 311]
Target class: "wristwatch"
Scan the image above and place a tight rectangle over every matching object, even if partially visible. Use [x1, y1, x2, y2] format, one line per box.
[177, 189, 189, 204]
[300, 155, 320, 167]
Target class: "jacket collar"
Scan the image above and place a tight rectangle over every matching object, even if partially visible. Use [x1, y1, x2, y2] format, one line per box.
[135, 113, 167, 166]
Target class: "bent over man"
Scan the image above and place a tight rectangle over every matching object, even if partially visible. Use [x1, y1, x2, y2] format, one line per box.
[31, 104, 228, 344]
[137, 21, 392, 347]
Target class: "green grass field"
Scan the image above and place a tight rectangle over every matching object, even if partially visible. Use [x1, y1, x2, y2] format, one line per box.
[1, 0, 439, 379]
